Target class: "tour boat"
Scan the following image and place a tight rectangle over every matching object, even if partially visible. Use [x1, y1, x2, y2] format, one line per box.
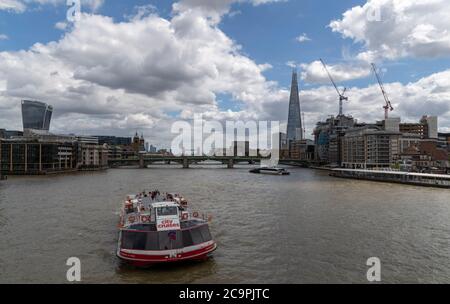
[249, 167, 290, 175]
[117, 192, 217, 266]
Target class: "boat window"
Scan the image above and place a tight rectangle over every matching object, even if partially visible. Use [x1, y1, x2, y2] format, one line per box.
[158, 231, 183, 250]
[121, 231, 136, 250]
[171, 231, 183, 249]
[156, 206, 178, 216]
[182, 230, 194, 247]
[190, 227, 203, 245]
[145, 232, 159, 250]
[134, 233, 147, 250]
[121, 226, 212, 250]
[199, 225, 212, 242]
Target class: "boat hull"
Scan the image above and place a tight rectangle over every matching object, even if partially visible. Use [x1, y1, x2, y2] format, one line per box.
[250, 169, 290, 175]
[117, 241, 217, 267]
[260, 171, 290, 175]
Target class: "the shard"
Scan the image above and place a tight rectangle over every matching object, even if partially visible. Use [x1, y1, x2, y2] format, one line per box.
[286, 70, 303, 142]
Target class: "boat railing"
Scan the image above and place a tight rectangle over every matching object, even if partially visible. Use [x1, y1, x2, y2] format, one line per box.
[121, 222, 209, 234]
[120, 209, 212, 227]
[180, 210, 212, 222]
[120, 212, 152, 227]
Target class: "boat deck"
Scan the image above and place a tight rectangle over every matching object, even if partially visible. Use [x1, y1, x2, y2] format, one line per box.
[119, 192, 211, 228]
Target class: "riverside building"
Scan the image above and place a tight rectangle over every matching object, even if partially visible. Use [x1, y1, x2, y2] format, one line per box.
[339, 116, 448, 171]
[0, 101, 110, 175]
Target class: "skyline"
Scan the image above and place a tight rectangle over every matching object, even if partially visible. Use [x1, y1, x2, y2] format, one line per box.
[1, 0, 450, 148]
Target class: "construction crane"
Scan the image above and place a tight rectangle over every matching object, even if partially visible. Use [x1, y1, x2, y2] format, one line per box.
[302, 112, 306, 140]
[371, 63, 394, 119]
[320, 58, 348, 116]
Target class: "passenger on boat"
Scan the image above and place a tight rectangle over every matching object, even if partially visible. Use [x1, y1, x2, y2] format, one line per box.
[151, 191, 157, 200]
[180, 199, 188, 208]
[125, 201, 134, 214]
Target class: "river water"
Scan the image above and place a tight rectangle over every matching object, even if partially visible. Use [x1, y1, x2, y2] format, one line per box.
[0, 166, 449, 283]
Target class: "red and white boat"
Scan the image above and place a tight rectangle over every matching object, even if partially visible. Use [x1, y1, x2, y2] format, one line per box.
[117, 192, 217, 267]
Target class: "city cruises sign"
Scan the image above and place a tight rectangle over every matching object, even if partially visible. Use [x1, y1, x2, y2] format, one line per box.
[156, 218, 181, 232]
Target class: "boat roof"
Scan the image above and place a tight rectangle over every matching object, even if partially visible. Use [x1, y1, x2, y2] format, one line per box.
[151, 201, 179, 208]
[333, 168, 450, 180]
[261, 167, 285, 170]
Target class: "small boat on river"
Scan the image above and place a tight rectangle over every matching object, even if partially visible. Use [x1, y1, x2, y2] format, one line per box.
[117, 191, 217, 266]
[249, 167, 290, 175]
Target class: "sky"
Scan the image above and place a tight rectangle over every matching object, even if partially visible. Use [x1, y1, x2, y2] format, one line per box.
[1, 0, 450, 148]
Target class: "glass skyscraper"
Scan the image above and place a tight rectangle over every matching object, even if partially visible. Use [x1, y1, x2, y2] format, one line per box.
[21, 100, 53, 131]
[286, 70, 303, 142]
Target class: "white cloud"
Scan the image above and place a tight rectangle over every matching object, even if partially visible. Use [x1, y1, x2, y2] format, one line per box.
[174, 0, 287, 24]
[1, 0, 449, 146]
[329, 0, 450, 61]
[125, 4, 157, 21]
[300, 60, 371, 84]
[0, 5, 286, 145]
[0, 79, 6, 91]
[0, 34, 9, 40]
[295, 33, 311, 43]
[54, 21, 68, 31]
[298, 69, 450, 135]
[286, 61, 298, 68]
[251, 0, 286, 5]
[83, 0, 104, 11]
[0, 0, 26, 12]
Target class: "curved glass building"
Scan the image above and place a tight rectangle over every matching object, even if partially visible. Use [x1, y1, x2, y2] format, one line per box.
[21, 100, 53, 131]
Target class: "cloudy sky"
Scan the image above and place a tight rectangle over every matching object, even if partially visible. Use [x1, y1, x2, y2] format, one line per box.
[0, 0, 449, 147]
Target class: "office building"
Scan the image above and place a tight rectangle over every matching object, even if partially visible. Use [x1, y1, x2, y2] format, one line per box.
[286, 70, 303, 142]
[96, 136, 132, 146]
[290, 139, 315, 161]
[21, 100, 53, 132]
[438, 133, 450, 151]
[313, 115, 356, 166]
[76, 136, 109, 169]
[341, 126, 401, 169]
[0, 138, 76, 175]
[149, 145, 157, 153]
[399, 116, 438, 139]
[0, 129, 23, 139]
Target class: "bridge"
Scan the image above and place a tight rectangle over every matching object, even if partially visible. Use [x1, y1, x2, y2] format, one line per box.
[108, 155, 311, 169]
[109, 155, 264, 169]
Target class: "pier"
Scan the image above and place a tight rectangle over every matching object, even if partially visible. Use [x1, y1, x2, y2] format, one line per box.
[330, 168, 450, 189]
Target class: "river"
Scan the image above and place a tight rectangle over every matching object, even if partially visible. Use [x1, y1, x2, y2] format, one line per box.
[0, 166, 449, 283]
